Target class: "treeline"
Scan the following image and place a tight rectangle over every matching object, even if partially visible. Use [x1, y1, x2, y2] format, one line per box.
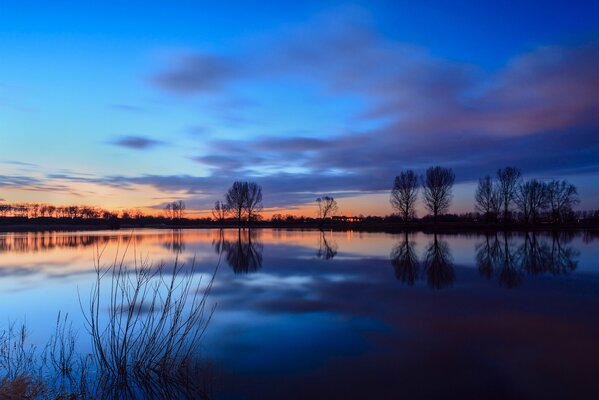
[1, 169, 597, 229]
[388, 165, 587, 225]
[0, 203, 194, 222]
[0, 203, 122, 219]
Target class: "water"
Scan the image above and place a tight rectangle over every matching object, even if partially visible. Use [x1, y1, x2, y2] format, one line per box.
[1, 229, 598, 399]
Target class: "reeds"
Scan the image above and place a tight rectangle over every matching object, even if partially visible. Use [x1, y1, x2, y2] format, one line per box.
[0, 239, 216, 399]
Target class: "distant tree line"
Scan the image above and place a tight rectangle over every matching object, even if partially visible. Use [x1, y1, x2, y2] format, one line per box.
[388, 165, 584, 225]
[473, 167, 580, 224]
[0, 203, 121, 219]
[0, 172, 595, 228]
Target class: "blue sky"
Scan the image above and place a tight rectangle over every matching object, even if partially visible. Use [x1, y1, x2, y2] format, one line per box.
[1, 1, 598, 215]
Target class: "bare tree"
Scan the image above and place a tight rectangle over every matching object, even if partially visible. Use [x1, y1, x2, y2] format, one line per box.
[390, 170, 419, 222]
[316, 196, 338, 225]
[164, 203, 173, 219]
[173, 200, 186, 219]
[212, 200, 229, 224]
[515, 179, 548, 224]
[422, 166, 455, 223]
[244, 182, 263, 222]
[225, 182, 247, 225]
[497, 167, 521, 221]
[225, 181, 263, 225]
[546, 180, 579, 223]
[163, 200, 186, 220]
[475, 176, 501, 222]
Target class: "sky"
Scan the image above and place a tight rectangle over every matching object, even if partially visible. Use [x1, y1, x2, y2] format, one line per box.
[1, 0, 598, 217]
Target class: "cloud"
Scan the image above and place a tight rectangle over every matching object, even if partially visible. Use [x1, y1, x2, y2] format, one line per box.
[109, 135, 165, 150]
[152, 53, 240, 94]
[1, 160, 40, 168]
[6, 8, 599, 212]
[144, 8, 599, 210]
[0, 174, 71, 192]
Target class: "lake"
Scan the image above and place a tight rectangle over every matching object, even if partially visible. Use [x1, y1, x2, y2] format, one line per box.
[1, 228, 598, 399]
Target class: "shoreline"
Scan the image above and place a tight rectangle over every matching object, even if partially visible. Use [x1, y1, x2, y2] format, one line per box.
[1, 219, 597, 234]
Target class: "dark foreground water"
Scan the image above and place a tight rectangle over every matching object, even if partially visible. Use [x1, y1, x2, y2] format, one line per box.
[1, 229, 598, 399]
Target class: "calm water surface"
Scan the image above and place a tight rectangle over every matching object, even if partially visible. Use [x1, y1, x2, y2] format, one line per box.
[1, 229, 599, 399]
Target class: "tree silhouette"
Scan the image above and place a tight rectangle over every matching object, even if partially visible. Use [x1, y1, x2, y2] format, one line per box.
[390, 170, 419, 222]
[225, 181, 263, 225]
[212, 200, 229, 225]
[225, 181, 247, 225]
[515, 179, 548, 223]
[164, 200, 186, 220]
[496, 167, 521, 222]
[316, 196, 338, 225]
[422, 166, 455, 224]
[475, 175, 501, 222]
[244, 182, 263, 222]
[546, 180, 579, 223]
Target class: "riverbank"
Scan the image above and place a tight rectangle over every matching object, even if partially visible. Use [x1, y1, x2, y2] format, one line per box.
[1, 217, 597, 233]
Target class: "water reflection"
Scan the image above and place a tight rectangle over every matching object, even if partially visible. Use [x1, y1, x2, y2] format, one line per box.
[162, 229, 186, 254]
[212, 229, 263, 273]
[316, 230, 338, 260]
[390, 232, 419, 285]
[390, 233, 454, 289]
[424, 234, 455, 289]
[475, 232, 579, 287]
[0, 229, 597, 399]
[0, 232, 113, 253]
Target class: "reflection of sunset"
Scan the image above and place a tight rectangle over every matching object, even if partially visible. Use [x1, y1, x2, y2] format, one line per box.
[0, 229, 478, 282]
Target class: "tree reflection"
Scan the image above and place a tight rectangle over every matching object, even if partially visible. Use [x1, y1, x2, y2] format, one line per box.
[213, 229, 263, 273]
[162, 229, 185, 254]
[423, 234, 455, 289]
[0, 232, 113, 253]
[475, 232, 579, 287]
[316, 230, 338, 260]
[390, 232, 419, 285]
[475, 233, 522, 288]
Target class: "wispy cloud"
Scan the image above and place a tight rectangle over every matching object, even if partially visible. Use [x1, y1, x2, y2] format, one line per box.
[109, 135, 165, 150]
[146, 8, 599, 209]
[152, 53, 241, 94]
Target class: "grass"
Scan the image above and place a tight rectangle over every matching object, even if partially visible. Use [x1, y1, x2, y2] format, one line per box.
[0, 240, 217, 399]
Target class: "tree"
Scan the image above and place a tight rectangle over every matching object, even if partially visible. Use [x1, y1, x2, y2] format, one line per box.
[390, 170, 419, 222]
[244, 182, 263, 222]
[515, 179, 548, 224]
[316, 196, 338, 225]
[173, 200, 185, 219]
[496, 167, 521, 222]
[225, 182, 247, 225]
[422, 166, 455, 223]
[546, 180, 579, 223]
[474, 175, 501, 222]
[164, 200, 185, 220]
[225, 181, 263, 225]
[212, 200, 229, 224]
